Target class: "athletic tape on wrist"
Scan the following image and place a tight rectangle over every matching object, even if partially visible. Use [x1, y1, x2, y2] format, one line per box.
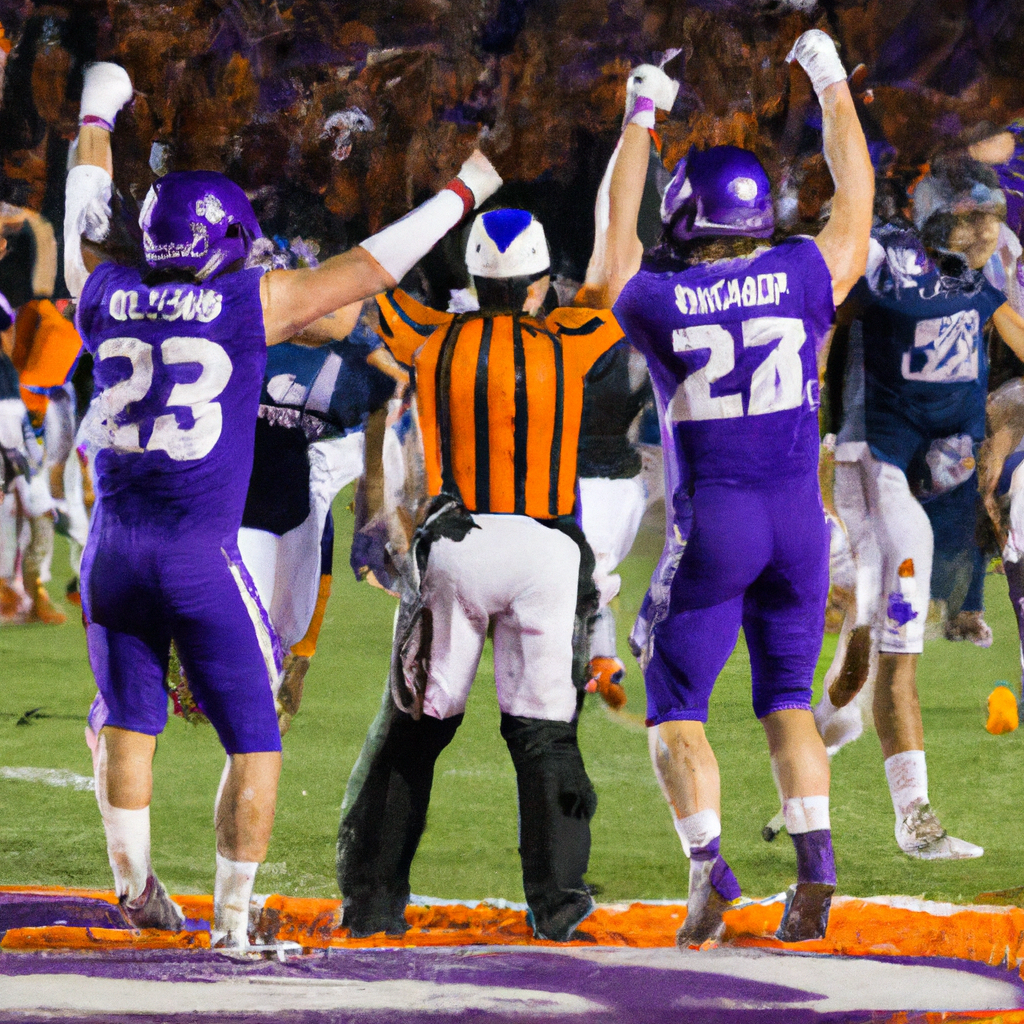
[786, 30, 847, 99]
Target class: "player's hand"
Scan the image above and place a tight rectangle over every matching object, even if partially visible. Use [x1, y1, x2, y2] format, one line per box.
[456, 150, 502, 209]
[80, 63, 134, 127]
[624, 64, 679, 129]
[585, 657, 628, 710]
[786, 30, 847, 100]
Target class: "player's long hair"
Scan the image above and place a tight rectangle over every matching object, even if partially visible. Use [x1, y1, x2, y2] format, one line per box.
[644, 233, 762, 271]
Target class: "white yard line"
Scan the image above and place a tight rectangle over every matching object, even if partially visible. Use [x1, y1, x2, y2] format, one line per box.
[0, 767, 94, 791]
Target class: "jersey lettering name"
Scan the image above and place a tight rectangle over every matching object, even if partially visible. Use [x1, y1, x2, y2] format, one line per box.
[674, 272, 788, 316]
[108, 287, 223, 324]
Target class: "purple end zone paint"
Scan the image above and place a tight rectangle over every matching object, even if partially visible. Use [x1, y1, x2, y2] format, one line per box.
[2, 943, 1022, 1024]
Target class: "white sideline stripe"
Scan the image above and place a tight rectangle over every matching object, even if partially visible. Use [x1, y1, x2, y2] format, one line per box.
[0, 975, 605, 1016]
[0, 767, 94, 791]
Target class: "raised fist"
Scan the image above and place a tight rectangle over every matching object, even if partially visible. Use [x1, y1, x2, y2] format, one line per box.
[786, 30, 847, 100]
[624, 64, 679, 128]
[80, 63, 134, 128]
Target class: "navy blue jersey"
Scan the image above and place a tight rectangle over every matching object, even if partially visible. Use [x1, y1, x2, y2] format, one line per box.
[859, 225, 1006, 460]
[241, 323, 394, 535]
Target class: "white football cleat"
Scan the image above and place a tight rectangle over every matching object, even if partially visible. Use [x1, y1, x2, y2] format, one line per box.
[896, 804, 984, 860]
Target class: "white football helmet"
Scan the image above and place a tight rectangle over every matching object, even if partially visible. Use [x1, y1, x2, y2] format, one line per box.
[465, 208, 549, 279]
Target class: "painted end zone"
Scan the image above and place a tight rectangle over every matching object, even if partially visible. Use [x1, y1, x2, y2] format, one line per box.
[3, 888, 1024, 1022]
[5, 887, 1024, 963]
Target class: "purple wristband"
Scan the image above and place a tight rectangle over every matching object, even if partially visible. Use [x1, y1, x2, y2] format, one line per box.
[80, 114, 114, 132]
[626, 95, 656, 129]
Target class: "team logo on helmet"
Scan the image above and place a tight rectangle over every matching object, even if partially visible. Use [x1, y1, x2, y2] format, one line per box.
[662, 146, 774, 244]
[139, 171, 262, 281]
[466, 208, 550, 279]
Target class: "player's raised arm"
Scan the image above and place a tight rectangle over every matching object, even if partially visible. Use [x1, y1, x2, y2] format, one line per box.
[587, 65, 678, 309]
[260, 151, 502, 345]
[64, 63, 134, 298]
[787, 31, 873, 306]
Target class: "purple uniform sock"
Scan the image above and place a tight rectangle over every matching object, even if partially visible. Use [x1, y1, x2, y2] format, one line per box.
[791, 829, 837, 885]
[691, 836, 742, 902]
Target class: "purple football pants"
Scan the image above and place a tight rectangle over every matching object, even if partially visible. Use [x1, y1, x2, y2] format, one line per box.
[645, 472, 829, 725]
[82, 505, 282, 755]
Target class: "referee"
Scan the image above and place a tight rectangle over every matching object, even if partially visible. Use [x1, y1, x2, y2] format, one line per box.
[338, 208, 624, 941]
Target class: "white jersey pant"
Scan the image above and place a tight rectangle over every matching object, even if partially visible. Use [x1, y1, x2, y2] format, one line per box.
[238, 432, 364, 649]
[578, 465, 658, 659]
[420, 513, 581, 723]
[834, 443, 932, 654]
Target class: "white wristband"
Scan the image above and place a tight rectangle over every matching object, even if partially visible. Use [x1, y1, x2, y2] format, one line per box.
[359, 189, 465, 284]
[64, 164, 112, 298]
[786, 30, 847, 99]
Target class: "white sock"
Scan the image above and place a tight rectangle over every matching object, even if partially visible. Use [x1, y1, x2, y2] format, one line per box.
[104, 806, 151, 903]
[884, 750, 928, 819]
[782, 795, 830, 834]
[673, 809, 721, 856]
[213, 852, 259, 945]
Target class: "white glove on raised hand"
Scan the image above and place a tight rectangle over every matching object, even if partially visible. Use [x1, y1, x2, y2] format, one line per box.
[624, 64, 679, 130]
[79, 62, 134, 128]
[454, 149, 503, 209]
[786, 30, 847, 101]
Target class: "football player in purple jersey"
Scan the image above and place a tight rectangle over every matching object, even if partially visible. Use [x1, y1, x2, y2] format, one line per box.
[590, 32, 873, 944]
[63, 62, 502, 949]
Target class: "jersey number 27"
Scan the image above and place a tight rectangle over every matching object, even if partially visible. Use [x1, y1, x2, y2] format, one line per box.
[668, 316, 807, 422]
[92, 335, 232, 461]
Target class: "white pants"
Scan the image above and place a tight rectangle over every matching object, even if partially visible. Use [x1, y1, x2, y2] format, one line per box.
[420, 514, 581, 722]
[238, 432, 364, 649]
[834, 444, 932, 654]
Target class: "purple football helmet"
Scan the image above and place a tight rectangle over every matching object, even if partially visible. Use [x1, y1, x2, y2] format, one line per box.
[661, 145, 774, 243]
[139, 171, 262, 280]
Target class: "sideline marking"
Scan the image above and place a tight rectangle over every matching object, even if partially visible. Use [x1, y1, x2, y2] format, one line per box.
[0, 767, 94, 791]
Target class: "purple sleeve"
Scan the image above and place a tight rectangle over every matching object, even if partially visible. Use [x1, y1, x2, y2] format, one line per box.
[612, 275, 658, 362]
[74, 263, 116, 353]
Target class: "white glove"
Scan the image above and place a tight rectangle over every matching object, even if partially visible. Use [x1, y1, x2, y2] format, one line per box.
[624, 64, 679, 129]
[64, 164, 112, 298]
[454, 150, 502, 209]
[786, 30, 847, 100]
[79, 62, 133, 128]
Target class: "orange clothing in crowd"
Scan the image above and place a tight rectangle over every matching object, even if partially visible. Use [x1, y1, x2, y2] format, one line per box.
[12, 300, 82, 423]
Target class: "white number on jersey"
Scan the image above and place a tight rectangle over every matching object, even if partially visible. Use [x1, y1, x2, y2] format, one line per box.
[901, 310, 980, 383]
[89, 336, 233, 461]
[668, 315, 807, 423]
[148, 337, 233, 461]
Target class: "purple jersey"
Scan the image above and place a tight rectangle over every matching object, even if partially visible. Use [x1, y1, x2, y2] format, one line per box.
[614, 237, 834, 488]
[76, 263, 267, 539]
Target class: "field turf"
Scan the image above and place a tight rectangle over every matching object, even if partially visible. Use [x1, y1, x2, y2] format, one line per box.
[2, 488, 1023, 906]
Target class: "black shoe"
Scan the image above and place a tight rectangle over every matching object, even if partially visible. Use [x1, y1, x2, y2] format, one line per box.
[775, 881, 835, 942]
[341, 895, 409, 938]
[526, 889, 595, 942]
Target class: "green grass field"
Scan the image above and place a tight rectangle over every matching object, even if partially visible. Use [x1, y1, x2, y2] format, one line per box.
[2, 488, 1023, 905]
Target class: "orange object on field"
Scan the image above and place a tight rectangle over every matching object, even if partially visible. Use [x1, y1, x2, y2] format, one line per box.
[12, 300, 83, 422]
[986, 685, 1019, 735]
